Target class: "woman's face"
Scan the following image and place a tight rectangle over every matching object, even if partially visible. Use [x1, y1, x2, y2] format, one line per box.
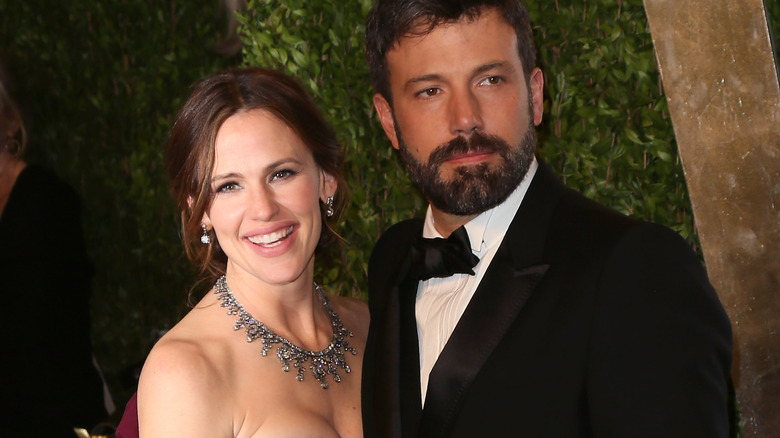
[203, 109, 336, 287]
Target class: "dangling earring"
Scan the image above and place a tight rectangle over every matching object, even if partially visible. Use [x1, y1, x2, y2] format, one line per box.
[200, 224, 211, 244]
[325, 196, 334, 218]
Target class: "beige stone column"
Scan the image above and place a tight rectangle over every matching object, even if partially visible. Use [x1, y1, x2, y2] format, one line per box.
[642, 0, 780, 436]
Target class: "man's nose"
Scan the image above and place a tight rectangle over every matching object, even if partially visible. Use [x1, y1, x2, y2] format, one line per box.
[448, 88, 484, 135]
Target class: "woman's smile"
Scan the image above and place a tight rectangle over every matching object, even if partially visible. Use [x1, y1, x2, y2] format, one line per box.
[246, 224, 295, 247]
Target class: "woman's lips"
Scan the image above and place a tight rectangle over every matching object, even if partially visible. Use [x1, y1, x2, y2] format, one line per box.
[246, 225, 295, 247]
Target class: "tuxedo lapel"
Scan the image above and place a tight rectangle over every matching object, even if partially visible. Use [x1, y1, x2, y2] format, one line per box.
[366, 221, 424, 438]
[368, 277, 406, 438]
[417, 161, 564, 437]
[398, 274, 424, 438]
[419, 258, 549, 437]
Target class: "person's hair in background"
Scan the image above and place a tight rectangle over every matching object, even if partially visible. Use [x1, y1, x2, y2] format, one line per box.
[0, 57, 27, 159]
[364, 0, 537, 104]
[167, 67, 348, 284]
[214, 0, 247, 56]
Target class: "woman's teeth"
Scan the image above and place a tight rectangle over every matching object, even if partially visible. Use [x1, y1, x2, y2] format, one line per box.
[247, 225, 294, 246]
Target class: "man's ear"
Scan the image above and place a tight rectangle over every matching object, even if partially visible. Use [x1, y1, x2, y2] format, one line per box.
[528, 67, 545, 126]
[373, 93, 400, 150]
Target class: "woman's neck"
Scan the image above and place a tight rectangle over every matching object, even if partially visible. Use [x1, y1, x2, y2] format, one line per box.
[221, 265, 331, 350]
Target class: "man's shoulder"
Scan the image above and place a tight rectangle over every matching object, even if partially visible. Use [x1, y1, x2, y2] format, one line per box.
[367, 218, 423, 287]
[381, 217, 424, 238]
[373, 218, 424, 254]
[369, 218, 422, 267]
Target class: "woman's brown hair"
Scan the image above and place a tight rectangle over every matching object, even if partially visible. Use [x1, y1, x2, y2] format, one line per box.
[167, 67, 347, 284]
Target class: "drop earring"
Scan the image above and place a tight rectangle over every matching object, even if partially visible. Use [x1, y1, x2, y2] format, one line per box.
[200, 224, 211, 244]
[325, 196, 334, 218]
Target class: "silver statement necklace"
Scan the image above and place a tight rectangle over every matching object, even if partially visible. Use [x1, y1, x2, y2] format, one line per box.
[214, 275, 357, 389]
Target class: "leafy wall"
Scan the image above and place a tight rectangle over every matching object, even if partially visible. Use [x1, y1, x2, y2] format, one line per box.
[1, 0, 778, 422]
[237, 0, 699, 296]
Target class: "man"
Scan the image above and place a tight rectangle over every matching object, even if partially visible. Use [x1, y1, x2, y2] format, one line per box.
[360, 1, 733, 437]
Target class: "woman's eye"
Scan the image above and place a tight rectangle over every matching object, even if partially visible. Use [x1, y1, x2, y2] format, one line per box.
[271, 169, 296, 181]
[216, 182, 240, 193]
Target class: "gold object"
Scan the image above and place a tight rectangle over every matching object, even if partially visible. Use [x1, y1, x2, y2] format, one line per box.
[644, 0, 780, 436]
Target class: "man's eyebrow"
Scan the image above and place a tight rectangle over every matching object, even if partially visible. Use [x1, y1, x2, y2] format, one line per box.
[404, 73, 444, 93]
[473, 61, 508, 75]
[403, 61, 513, 92]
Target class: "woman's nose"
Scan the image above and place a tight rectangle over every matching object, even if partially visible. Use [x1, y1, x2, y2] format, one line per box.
[249, 187, 279, 220]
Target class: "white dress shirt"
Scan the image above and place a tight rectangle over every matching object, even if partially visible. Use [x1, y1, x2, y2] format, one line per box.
[415, 158, 538, 405]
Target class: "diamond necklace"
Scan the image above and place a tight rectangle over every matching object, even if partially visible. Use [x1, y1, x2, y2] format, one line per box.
[214, 275, 357, 389]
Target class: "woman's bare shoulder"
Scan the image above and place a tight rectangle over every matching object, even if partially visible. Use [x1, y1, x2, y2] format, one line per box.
[137, 305, 234, 436]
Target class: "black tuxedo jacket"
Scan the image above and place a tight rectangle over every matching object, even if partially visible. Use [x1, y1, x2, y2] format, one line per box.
[362, 161, 732, 438]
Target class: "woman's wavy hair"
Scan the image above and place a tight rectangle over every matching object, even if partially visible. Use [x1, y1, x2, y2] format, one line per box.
[167, 67, 347, 286]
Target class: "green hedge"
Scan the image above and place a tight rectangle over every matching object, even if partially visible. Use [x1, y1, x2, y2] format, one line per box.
[238, 0, 423, 299]
[237, 0, 703, 295]
[2, 0, 778, 424]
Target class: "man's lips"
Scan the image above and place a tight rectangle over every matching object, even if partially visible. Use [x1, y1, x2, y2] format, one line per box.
[442, 150, 495, 166]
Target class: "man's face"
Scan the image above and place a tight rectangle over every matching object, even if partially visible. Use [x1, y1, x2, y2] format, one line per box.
[374, 8, 544, 220]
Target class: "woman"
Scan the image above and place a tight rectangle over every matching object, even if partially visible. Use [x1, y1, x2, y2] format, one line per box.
[0, 58, 111, 435]
[134, 67, 368, 437]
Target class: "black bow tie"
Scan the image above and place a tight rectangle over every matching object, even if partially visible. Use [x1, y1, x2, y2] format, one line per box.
[409, 225, 480, 281]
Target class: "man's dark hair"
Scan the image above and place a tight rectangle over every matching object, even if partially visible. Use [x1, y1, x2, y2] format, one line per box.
[365, 0, 538, 104]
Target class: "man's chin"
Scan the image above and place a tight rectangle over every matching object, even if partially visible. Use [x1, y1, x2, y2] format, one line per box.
[438, 161, 495, 181]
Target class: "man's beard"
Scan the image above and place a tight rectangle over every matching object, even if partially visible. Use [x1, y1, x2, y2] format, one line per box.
[396, 119, 536, 216]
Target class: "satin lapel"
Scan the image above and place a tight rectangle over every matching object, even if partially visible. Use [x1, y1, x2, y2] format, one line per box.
[398, 273, 424, 438]
[418, 160, 564, 437]
[419, 261, 549, 437]
[368, 225, 424, 438]
[368, 275, 405, 438]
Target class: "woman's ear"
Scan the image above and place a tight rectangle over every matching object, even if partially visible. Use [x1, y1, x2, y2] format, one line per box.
[188, 196, 211, 226]
[320, 170, 337, 202]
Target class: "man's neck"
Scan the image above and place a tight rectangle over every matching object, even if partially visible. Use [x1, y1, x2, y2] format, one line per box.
[427, 158, 539, 238]
[429, 209, 478, 238]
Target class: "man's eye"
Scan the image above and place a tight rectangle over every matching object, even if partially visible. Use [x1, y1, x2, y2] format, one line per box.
[480, 76, 503, 86]
[418, 88, 440, 97]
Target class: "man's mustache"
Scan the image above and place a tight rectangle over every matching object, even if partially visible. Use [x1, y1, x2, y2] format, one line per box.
[427, 132, 509, 166]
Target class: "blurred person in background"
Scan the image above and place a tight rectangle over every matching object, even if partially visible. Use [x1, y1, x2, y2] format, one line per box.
[0, 56, 112, 436]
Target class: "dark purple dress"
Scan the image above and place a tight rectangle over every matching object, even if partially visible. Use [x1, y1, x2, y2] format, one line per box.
[116, 392, 139, 438]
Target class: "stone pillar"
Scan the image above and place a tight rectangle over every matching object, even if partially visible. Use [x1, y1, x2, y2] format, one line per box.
[642, 0, 780, 436]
